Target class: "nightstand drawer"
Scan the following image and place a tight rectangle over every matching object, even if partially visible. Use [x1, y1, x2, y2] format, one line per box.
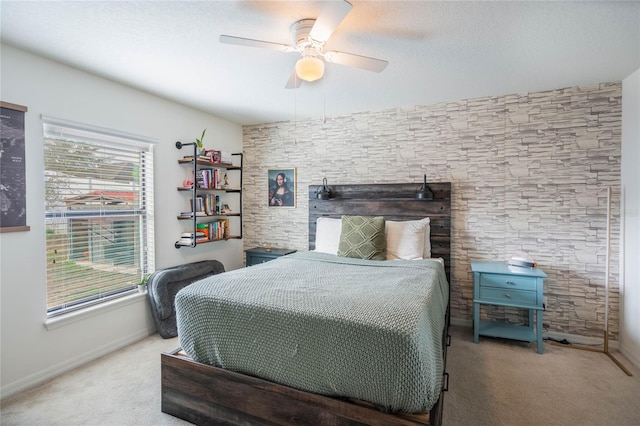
[479, 287, 538, 305]
[480, 273, 537, 291]
[245, 247, 296, 267]
[248, 255, 273, 265]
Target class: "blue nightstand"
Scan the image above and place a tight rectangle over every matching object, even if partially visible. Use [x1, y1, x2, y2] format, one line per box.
[472, 261, 547, 354]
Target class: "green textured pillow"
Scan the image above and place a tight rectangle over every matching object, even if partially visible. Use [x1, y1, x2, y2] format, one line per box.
[337, 215, 387, 260]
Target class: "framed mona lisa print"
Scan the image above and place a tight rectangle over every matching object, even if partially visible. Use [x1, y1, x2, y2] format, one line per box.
[267, 168, 296, 208]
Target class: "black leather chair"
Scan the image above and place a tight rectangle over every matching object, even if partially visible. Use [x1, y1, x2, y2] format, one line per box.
[147, 260, 225, 338]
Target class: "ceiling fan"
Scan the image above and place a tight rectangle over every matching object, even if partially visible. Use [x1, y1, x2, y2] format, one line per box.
[219, 0, 388, 89]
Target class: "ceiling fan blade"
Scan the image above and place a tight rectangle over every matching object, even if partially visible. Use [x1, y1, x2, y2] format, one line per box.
[324, 51, 388, 73]
[309, 0, 352, 43]
[219, 35, 295, 52]
[285, 68, 303, 89]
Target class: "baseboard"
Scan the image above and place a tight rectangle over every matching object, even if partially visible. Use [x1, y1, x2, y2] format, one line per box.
[0, 328, 155, 400]
[450, 317, 472, 328]
[544, 329, 615, 348]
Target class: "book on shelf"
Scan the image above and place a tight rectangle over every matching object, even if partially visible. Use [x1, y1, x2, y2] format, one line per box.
[180, 212, 207, 217]
[195, 169, 207, 189]
[181, 231, 207, 238]
[178, 231, 208, 245]
[177, 237, 207, 245]
[201, 219, 230, 240]
[179, 212, 207, 218]
[182, 155, 212, 161]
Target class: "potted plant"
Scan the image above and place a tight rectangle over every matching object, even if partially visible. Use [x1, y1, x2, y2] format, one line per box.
[137, 273, 151, 293]
[195, 128, 207, 155]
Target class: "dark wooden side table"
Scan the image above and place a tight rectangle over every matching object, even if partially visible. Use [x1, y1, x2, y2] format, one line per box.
[244, 247, 297, 266]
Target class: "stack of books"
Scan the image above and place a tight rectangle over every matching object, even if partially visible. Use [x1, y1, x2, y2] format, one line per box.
[182, 154, 214, 162]
[179, 211, 207, 218]
[176, 231, 207, 246]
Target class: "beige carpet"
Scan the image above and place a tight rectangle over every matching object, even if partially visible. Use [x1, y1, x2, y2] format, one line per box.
[443, 326, 640, 426]
[1, 325, 639, 425]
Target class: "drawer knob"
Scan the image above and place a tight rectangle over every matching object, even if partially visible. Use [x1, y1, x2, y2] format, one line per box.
[504, 293, 511, 298]
[506, 280, 516, 285]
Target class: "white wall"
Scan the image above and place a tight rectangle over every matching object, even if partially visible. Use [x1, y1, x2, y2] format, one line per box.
[0, 44, 243, 398]
[621, 68, 640, 367]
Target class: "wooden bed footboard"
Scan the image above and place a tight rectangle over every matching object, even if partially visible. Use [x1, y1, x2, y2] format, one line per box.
[161, 347, 446, 426]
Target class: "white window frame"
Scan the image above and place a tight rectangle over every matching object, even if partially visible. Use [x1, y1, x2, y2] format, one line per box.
[42, 115, 155, 318]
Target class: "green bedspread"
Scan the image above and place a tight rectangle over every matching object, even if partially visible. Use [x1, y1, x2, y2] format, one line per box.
[175, 251, 449, 413]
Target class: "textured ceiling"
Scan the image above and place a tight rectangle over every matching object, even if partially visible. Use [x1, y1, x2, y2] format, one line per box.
[1, 0, 639, 125]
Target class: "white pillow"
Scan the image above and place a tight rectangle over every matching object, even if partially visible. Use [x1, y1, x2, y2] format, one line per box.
[314, 217, 342, 255]
[385, 218, 431, 260]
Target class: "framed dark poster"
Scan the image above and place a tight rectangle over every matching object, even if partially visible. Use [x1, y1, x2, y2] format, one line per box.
[0, 101, 30, 232]
[267, 168, 296, 208]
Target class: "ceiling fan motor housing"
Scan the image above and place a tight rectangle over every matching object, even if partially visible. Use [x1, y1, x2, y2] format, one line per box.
[291, 19, 320, 53]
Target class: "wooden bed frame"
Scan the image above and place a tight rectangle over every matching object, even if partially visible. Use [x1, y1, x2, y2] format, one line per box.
[161, 182, 451, 425]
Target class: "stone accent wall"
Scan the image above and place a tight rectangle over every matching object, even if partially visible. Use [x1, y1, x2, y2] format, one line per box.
[242, 82, 622, 339]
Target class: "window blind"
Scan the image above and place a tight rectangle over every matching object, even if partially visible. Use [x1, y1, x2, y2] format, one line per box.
[42, 116, 155, 317]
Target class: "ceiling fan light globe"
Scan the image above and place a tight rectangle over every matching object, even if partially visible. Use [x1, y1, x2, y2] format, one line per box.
[295, 57, 324, 82]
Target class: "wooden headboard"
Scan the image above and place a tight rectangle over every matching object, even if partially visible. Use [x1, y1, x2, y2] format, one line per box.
[308, 183, 452, 281]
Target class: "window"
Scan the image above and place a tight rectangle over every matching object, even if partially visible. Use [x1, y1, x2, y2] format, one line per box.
[43, 116, 155, 317]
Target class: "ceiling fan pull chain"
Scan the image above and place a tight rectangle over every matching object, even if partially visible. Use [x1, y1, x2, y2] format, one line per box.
[323, 74, 327, 124]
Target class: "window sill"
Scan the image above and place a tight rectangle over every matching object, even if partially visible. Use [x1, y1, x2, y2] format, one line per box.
[45, 291, 147, 331]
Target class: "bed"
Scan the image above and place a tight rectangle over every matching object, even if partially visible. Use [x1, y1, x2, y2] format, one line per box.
[161, 182, 452, 425]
